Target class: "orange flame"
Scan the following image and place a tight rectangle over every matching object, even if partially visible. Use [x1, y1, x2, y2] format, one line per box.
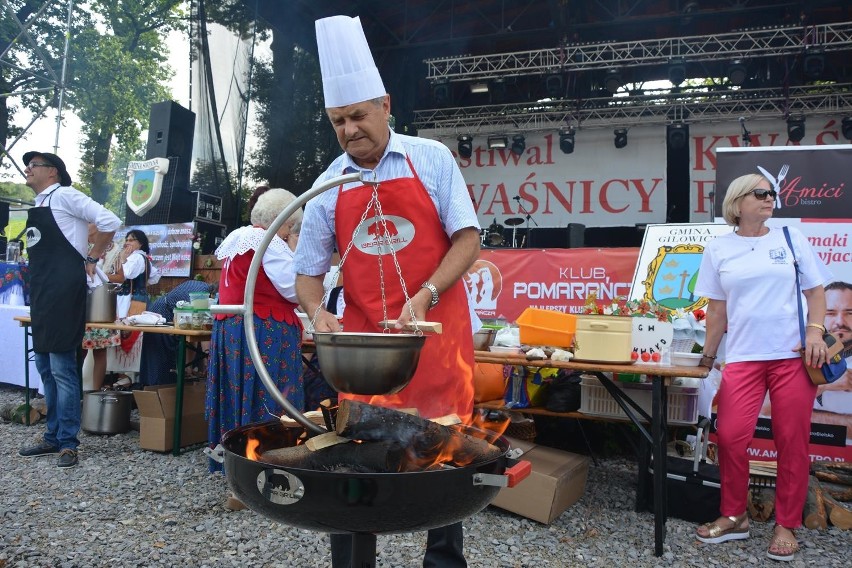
[246, 437, 261, 461]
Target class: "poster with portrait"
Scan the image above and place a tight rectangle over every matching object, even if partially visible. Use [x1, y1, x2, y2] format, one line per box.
[714, 146, 852, 462]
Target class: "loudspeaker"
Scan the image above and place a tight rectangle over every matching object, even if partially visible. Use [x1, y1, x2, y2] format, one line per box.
[567, 223, 585, 248]
[146, 101, 195, 160]
[126, 101, 196, 225]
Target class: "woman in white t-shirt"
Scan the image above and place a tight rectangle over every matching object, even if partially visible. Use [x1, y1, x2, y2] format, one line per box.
[693, 173, 832, 562]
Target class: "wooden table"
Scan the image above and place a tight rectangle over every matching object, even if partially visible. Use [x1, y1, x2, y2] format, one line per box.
[14, 316, 211, 456]
[473, 350, 710, 557]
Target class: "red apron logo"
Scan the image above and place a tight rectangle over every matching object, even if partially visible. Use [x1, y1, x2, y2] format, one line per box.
[465, 259, 503, 314]
[354, 215, 413, 256]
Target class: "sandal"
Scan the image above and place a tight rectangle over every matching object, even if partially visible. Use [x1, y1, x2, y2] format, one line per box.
[695, 513, 750, 544]
[767, 525, 799, 562]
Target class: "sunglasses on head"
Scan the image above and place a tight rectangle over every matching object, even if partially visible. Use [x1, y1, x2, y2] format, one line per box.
[747, 188, 777, 200]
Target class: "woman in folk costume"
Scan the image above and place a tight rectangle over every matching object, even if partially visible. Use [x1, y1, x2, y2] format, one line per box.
[293, 15, 481, 568]
[206, 188, 304, 479]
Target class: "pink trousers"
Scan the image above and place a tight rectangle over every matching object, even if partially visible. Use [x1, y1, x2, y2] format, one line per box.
[715, 358, 816, 528]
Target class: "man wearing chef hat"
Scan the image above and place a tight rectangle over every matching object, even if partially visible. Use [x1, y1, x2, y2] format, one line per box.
[294, 15, 481, 567]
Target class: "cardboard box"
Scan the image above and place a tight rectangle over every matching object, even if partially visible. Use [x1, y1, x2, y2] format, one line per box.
[133, 382, 208, 452]
[490, 437, 590, 524]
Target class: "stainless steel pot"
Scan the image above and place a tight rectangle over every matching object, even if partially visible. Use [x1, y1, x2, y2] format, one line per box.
[81, 391, 133, 434]
[86, 282, 121, 323]
[312, 332, 425, 395]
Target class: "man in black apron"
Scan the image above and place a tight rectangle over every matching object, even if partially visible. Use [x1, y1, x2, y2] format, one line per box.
[17, 151, 120, 468]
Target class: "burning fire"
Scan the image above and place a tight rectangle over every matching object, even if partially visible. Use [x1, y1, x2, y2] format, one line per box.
[246, 437, 261, 461]
[243, 405, 512, 473]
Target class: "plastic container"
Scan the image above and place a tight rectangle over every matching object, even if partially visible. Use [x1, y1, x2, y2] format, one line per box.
[515, 308, 577, 348]
[672, 352, 702, 367]
[189, 292, 210, 309]
[579, 376, 699, 425]
[572, 315, 634, 363]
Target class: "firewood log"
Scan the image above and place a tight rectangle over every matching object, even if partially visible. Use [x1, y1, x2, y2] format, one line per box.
[335, 400, 503, 467]
[820, 481, 852, 502]
[823, 492, 852, 530]
[260, 440, 407, 473]
[813, 470, 852, 487]
[803, 476, 828, 530]
[747, 487, 775, 523]
[811, 462, 852, 486]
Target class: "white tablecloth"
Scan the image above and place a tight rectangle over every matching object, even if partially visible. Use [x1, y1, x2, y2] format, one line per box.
[0, 305, 42, 393]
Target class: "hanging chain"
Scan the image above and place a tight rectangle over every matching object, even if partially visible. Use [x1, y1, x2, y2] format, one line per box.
[370, 184, 420, 334]
[311, 179, 421, 335]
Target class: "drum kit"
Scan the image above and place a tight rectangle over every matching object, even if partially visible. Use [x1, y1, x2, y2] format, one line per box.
[481, 217, 525, 248]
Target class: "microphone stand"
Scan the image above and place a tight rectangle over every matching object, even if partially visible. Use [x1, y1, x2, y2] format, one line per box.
[515, 199, 538, 248]
[740, 121, 751, 147]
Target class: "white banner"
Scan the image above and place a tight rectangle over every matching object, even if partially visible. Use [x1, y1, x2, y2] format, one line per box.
[420, 127, 668, 228]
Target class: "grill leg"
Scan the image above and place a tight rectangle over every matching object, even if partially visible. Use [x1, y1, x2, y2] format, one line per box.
[351, 533, 377, 568]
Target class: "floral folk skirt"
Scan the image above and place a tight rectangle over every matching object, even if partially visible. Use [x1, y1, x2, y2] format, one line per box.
[82, 327, 121, 350]
[206, 313, 303, 473]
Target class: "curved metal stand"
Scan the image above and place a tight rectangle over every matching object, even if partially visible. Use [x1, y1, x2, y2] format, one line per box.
[211, 172, 363, 435]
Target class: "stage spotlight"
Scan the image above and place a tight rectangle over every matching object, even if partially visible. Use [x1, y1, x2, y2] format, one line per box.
[667, 123, 688, 150]
[432, 80, 450, 106]
[604, 69, 623, 94]
[470, 82, 489, 94]
[727, 60, 747, 86]
[559, 128, 575, 154]
[842, 117, 852, 141]
[668, 58, 686, 86]
[804, 51, 825, 79]
[545, 74, 564, 98]
[487, 135, 508, 150]
[613, 129, 628, 149]
[787, 116, 806, 142]
[457, 134, 473, 159]
[511, 134, 526, 155]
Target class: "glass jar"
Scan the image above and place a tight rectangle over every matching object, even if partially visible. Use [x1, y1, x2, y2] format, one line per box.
[174, 308, 194, 330]
[191, 309, 205, 330]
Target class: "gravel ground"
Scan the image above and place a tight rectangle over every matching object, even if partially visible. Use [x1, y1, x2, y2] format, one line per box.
[0, 384, 848, 568]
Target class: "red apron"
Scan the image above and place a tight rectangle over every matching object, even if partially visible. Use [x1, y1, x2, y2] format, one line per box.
[334, 156, 474, 420]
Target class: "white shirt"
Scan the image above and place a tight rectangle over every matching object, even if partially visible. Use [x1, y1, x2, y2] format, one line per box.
[293, 129, 479, 277]
[694, 226, 832, 363]
[33, 184, 122, 257]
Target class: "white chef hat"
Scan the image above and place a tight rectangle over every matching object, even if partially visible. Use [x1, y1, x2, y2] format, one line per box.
[315, 15, 386, 108]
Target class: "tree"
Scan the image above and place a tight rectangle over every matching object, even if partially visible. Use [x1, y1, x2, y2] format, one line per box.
[67, 0, 184, 205]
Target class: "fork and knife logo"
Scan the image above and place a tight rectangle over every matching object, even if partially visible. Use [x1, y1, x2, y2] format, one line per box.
[757, 164, 789, 209]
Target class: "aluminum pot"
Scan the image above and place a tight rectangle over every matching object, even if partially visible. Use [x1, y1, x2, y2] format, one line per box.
[312, 332, 425, 395]
[86, 282, 121, 323]
[81, 391, 133, 434]
[221, 420, 526, 534]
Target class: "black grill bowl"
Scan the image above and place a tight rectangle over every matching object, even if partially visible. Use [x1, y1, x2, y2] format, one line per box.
[222, 420, 510, 534]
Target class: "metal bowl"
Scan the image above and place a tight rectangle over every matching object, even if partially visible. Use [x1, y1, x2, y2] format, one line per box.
[473, 328, 496, 351]
[312, 332, 426, 395]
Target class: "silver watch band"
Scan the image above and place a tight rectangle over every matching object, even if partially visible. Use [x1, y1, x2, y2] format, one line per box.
[421, 282, 439, 307]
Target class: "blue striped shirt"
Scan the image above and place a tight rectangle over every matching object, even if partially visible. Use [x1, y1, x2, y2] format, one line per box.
[293, 129, 480, 276]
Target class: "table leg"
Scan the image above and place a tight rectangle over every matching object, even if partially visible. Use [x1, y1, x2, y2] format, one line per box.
[172, 335, 187, 456]
[22, 323, 31, 426]
[651, 375, 667, 557]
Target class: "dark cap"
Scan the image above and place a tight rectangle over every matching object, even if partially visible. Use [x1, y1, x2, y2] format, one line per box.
[23, 151, 73, 186]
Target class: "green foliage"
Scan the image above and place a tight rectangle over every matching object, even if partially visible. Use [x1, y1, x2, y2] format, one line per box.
[67, 2, 183, 205]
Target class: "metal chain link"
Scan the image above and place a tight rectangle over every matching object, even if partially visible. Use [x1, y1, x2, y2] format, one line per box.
[310, 180, 421, 336]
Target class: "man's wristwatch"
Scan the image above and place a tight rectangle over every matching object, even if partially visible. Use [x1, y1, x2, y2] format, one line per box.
[421, 282, 439, 308]
[85, 256, 98, 265]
